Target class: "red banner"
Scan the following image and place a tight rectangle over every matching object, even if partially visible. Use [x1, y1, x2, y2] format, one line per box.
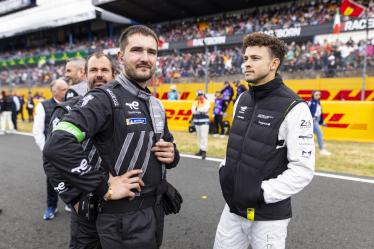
[340, 0, 366, 17]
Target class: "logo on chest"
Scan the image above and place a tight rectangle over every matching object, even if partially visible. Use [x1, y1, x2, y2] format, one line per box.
[126, 118, 147, 126]
[125, 101, 139, 110]
[125, 101, 142, 114]
[236, 105, 248, 120]
[255, 113, 275, 127]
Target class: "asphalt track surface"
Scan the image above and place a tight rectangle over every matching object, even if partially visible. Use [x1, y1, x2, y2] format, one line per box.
[0, 134, 373, 249]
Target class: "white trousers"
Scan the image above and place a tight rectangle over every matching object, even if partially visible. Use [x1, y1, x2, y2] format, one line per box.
[0, 111, 14, 132]
[195, 124, 209, 151]
[214, 204, 290, 249]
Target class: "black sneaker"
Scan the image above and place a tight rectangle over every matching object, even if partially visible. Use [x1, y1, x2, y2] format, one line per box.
[201, 151, 206, 160]
[195, 150, 202, 156]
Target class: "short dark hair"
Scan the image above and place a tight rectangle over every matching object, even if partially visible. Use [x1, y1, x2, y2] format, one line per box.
[85, 52, 116, 77]
[243, 33, 287, 70]
[119, 25, 158, 51]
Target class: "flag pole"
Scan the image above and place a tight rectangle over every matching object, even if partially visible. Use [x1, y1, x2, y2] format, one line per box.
[361, 7, 368, 101]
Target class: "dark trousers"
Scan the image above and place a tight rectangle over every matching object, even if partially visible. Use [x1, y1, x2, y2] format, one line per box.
[96, 207, 160, 249]
[214, 114, 224, 135]
[18, 109, 25, 121]
[70, 210, 102, 249]
[11, 110, 17, 130]
[27, 108, 33, 122]
[47, 178, 58, 208]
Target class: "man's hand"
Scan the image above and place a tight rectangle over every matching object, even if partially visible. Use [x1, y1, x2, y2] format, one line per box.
[151, 139, 175, 164]
[107, 169, 144, 200]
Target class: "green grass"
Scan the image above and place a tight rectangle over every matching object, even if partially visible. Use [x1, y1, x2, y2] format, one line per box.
[17, 120, 374, 177]
[17, 119, 33, 133]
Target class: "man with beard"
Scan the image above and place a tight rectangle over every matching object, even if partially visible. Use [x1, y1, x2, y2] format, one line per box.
[65, 58, 87, 100]
[214, 33, 315, 249]
[44, 52, 115, 248]
[44, 25, 180, 249]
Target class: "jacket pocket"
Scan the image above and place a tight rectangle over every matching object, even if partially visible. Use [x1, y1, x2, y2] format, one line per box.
[218, 160, 235, 206]
[233, 163, 262, 208]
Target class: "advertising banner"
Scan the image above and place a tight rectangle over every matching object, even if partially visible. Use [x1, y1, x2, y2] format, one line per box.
[7, 78, 374, 142]
[321, 101, 374, 142]
[0, 50, 88, 68]
[152, 77, 374, 101]
[163, 100, 374, 142]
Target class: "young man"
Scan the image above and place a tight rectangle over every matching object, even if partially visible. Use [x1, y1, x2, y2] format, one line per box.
[44, 25, 180, 249]
[214, 33, 315, 249]
[44, 52, 115, 248]
[32, 78, 69, 220]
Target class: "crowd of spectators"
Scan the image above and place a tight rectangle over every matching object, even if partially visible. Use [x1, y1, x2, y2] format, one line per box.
[1, 38, 373, 87]
[156, 0, 374, 43]
[1, 0, 374, 86]
[158, 47, 243, 82]
[154, 0, 339, 42]
[0, 37, 116, 60]
[1, 0, 373, 61]
[283, 38, 374, 77]
[158, 38, 374, 81]
[0, 65, 65, 87]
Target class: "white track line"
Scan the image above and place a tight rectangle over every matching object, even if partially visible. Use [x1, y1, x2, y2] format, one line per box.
[13, 133, 373, 184]
[14, 131, 33, 136]
[180, 153, 374, 184]
[313, 172, 374, 184]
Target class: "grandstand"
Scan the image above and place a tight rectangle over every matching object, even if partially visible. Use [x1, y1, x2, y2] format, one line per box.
[0, 0, 373, 87]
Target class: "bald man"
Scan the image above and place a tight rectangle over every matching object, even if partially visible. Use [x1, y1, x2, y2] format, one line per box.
[33, 78, 69, 220]
[65, 58, 87, 100]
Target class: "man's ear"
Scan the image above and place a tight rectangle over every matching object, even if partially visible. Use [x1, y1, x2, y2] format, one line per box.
[270, 58, 280, 71]
[117, 51, 124, 62]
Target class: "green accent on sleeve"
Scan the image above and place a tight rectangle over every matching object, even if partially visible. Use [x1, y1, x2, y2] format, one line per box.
[53, 121, 85, 143]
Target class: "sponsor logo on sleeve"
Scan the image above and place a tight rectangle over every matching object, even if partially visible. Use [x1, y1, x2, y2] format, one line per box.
[299, 134, 314, 139]
[298, 134, 314, 145]
[301, 150, 312, 158]
[300, 120, 312, 129]
[81, 95, 94, 107]
[52, 117, 60, 129]
[54, 182, 68, 193]
[71, 159, 91, 175]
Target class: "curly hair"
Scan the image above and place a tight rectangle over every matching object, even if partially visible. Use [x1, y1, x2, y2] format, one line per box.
[243, 33, 287, 70]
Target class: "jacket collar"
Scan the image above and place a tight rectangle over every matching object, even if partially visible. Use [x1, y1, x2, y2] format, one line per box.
[251, 74, 283, 100]
[116, 73, 151, 101]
